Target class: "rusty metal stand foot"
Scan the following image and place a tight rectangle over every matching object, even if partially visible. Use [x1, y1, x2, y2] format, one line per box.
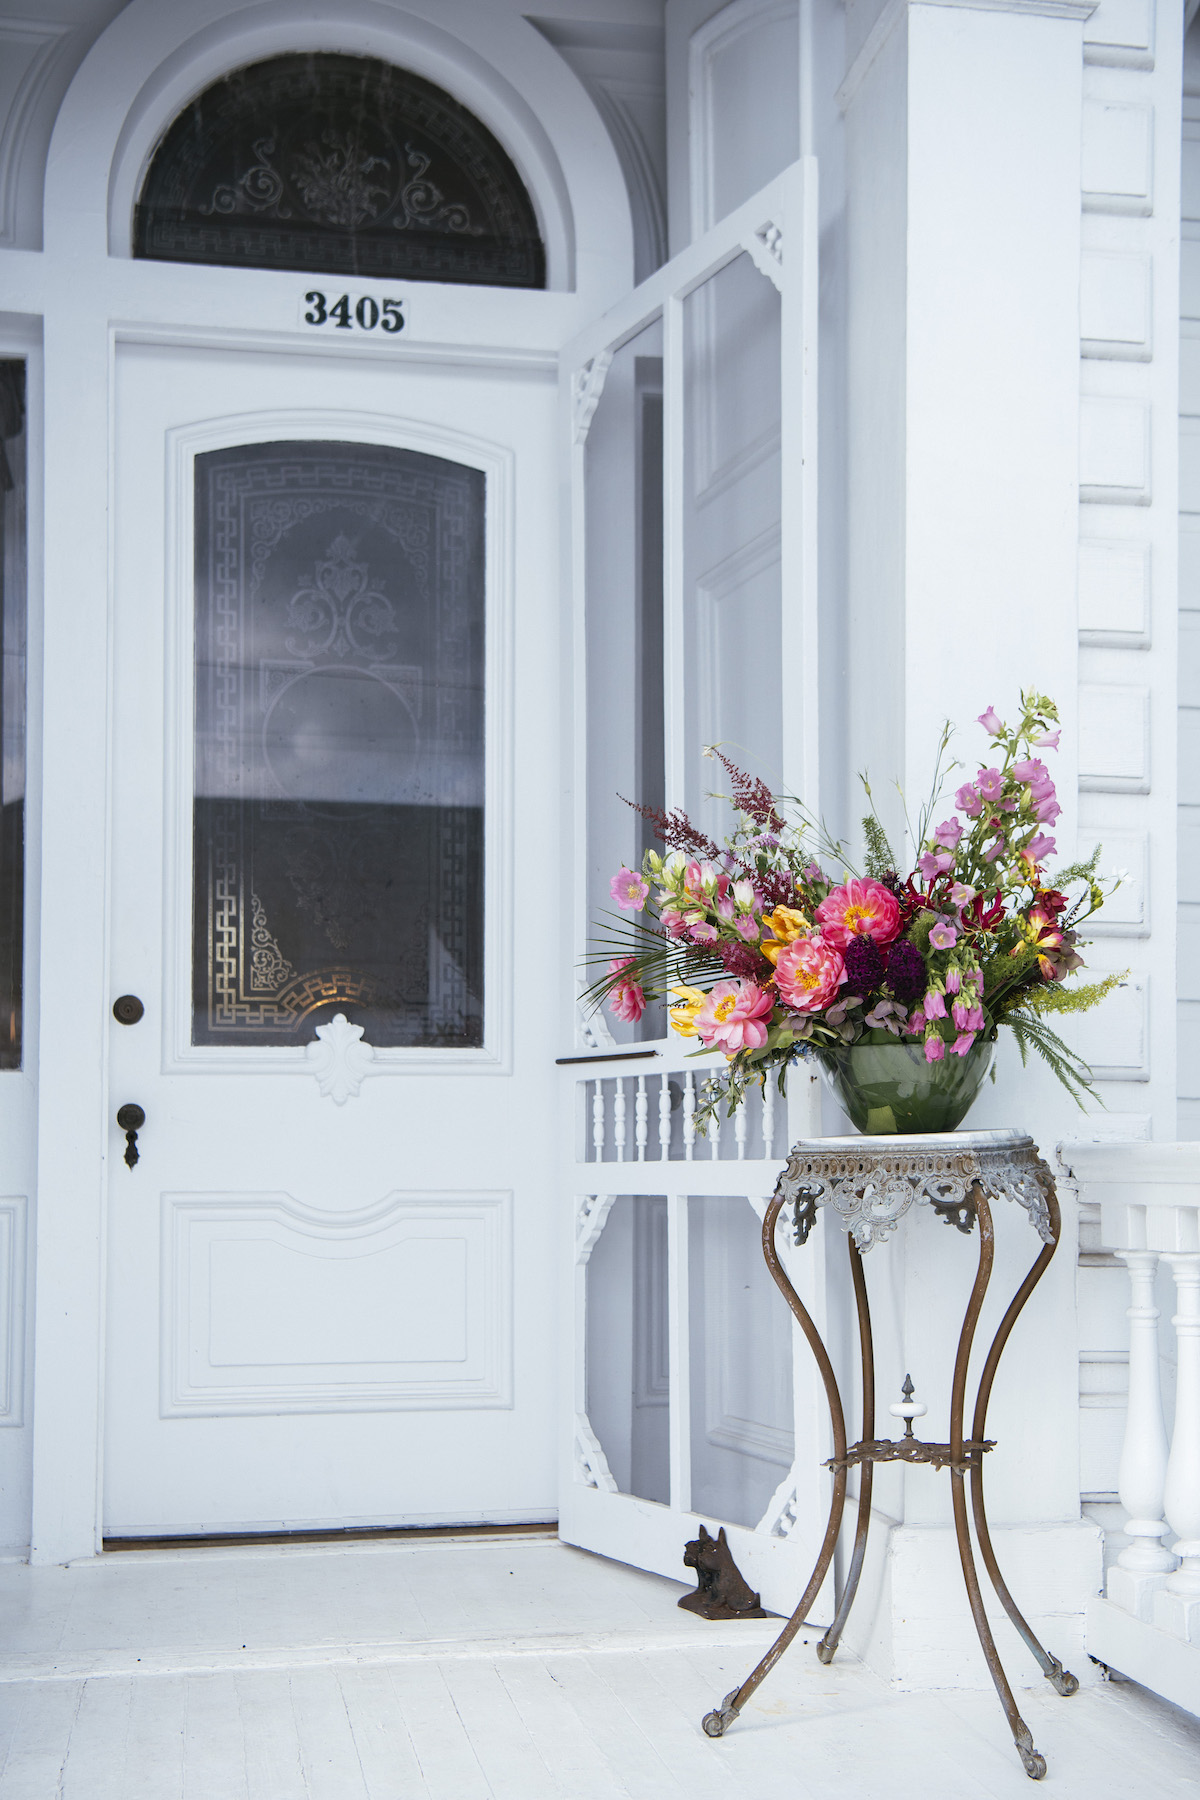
[1045, 1655, 1079, 1697]
[1015, 1726, 1048, 1781]
[701, 1691, 741, 1738]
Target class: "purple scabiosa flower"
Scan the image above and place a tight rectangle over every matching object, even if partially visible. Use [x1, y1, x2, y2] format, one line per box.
[843, 934, 885, 998]
[886, 938, 927, 1004]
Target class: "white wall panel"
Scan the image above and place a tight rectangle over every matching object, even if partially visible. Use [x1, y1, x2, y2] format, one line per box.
[1079, 682, 1151, 789]
[162, 1191, 512, 1416]
[1078, 538, 1150, 641]
[1077, 828, 1148, 933]
[1082, 99, 1154, 214]
[0, 1198, 26, 1427]
[1066, 972, 1149, 1080]
[1084, 0, 1155, 60]
[688, 0, 800, 236]
[1081, 251, 1152, 359]
[1079, 395, 1152, 501]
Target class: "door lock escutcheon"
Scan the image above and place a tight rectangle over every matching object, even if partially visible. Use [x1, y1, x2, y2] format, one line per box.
[116, 1104, 145, 1169]
[113, 994, 144, 1026]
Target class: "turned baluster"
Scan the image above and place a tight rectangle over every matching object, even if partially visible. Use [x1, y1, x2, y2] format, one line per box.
[613, 1077, 627, 1164]
[591, 1082, 606, 1163]
[1162, 1252, 1200, 1608]
[658, 1077, 672, 1159]
[683, 1072, 696, 1162]
[762, 1079, 776, 1161]
[635, 1075, 648, 1163]
[1113, 1249, 1175, 1581]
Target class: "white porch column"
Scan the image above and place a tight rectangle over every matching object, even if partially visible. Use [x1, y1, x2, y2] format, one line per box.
[840, 0, 1103, 1685]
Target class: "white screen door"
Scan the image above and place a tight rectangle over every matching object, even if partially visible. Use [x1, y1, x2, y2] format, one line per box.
[558, 163, 835, 1612]
[104, 335, 558, 1537]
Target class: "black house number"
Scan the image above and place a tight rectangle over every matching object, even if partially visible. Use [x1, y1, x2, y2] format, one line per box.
[303, 291, 405, 333]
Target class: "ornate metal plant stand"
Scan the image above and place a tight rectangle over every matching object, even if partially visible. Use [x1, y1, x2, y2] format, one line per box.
[700, 1128, 1078, 1781]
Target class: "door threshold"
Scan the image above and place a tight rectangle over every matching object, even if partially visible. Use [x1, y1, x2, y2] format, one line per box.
[102, 1520, 559, 1554]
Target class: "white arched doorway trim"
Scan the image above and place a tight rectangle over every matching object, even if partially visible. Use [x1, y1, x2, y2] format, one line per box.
[43, 0, 638, 305]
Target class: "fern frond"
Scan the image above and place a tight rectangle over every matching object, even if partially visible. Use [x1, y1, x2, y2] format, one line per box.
[1005, 1009, 1098, 1110]
[1049, 846, 1102, 890]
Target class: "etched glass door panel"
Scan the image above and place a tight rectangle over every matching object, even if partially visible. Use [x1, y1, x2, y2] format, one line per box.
[585, 1194, 670, 1503]
[688, 1195, 794, 1530]
[193, 440, 484, 1047]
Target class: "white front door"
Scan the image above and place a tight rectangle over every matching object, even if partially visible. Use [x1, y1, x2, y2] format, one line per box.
[104, 335, 556, 1536]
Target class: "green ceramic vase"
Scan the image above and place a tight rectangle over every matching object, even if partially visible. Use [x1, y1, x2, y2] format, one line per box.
[816, 1039, 995, 1135]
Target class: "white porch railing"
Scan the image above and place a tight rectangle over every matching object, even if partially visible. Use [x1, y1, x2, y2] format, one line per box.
[1060, 1142, 1200, 1716]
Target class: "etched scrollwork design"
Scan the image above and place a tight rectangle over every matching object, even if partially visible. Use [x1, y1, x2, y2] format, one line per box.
[283, 534, 402, 661]
[774, 1134, 1057, 1251]
[202, 137, 289, 217]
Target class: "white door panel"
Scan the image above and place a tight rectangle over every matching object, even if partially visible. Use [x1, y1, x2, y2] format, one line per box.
[105, 341, 556, 1536]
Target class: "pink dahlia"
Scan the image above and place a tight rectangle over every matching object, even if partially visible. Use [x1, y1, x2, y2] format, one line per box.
[694, 980, 775, 1053]
[775, 938, 847, 1014]
[815, 878, 901, 949]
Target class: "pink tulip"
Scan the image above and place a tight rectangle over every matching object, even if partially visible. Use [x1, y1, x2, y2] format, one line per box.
[950, 1032, 976, 1057]
[607, 957, 645, 1023]
[924, 1034, 946, 1062]
[978, 706, 1003, 736]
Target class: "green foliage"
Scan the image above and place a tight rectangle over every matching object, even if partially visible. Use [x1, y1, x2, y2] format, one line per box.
[862, 814, 898, 880]
[1023, 971, 1125, 1016]
[1051, 845, 1102, 890]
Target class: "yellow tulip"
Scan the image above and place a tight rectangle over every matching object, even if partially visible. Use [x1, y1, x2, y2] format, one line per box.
[668, 983, 707, 1038]
[760, 905, 809, 967]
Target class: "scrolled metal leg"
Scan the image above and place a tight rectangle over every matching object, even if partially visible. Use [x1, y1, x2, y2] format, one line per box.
[701, 1191, 849, 1737]
[969, 1179, 1079, 1699]
[818, 1235, 875, 1667]
[951, 1191, 1047, 1780]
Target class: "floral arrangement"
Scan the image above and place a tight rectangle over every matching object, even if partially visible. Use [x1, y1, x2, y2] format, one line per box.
[588, 693, 1120, 1128]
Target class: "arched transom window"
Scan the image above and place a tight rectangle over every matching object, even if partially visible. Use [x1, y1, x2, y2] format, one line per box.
[133, 52, 545, 288]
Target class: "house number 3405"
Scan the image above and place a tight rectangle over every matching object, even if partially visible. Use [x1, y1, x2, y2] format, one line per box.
[303, 292, 405, 333]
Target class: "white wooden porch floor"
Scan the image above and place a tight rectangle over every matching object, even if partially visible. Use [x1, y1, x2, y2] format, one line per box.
[0, 1532, 1195, 1799]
